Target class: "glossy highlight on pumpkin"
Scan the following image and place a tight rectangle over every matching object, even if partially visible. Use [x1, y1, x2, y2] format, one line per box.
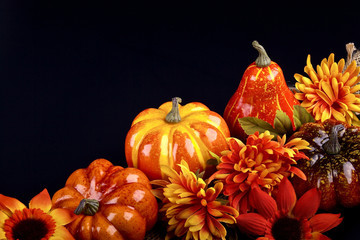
[51, 159, 158, 240]
[125, 98, 230, 180]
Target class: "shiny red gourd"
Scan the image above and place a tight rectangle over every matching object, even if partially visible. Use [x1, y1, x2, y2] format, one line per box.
[291, 119, 360, 210]
[224, 41, 299, 141]
[52, 159, 158, 240]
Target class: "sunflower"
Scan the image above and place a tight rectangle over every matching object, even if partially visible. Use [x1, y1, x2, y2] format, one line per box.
[0, 189, 75, 240]
[160, 160, 239, 240]
[236, 177, 343, 240]
[294, 53, 360, 125]
[210, 131, 309, 214]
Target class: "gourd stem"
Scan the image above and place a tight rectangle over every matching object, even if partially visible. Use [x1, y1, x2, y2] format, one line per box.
[252, 40, 271, 67]
[323, 124, 345, 155]
[74, 199, 100, 216]
[165, 97, 182, 123]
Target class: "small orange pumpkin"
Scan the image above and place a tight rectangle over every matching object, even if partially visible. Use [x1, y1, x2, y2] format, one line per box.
[52, 159, 158, 240]
[125, 97, 230, 180]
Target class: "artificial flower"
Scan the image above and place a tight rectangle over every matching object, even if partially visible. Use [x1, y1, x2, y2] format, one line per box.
[0, 189, 75, 240]
[294, 53, 360, 125]
[210, 131, 309, 214]
[160, 160, 239, 240]
[236, 177, 343, 240]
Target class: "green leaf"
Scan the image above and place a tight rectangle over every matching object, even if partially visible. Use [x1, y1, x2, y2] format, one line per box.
[208, 151, 221, 164]
[293, 105, 314, 129]
[238, 117, 280, 138]
[273, 110, 293, 135]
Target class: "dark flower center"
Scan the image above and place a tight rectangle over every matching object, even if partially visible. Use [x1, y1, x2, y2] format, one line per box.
[12, 219, 49, 240]
[271, 217, 302, 240]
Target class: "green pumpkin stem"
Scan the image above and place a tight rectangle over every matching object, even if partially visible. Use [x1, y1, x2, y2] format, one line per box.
[165, 97, 182, 123]
[323, 124, 345, 155]
[252, 40, 271, 67]
[74, 199, 100, 216]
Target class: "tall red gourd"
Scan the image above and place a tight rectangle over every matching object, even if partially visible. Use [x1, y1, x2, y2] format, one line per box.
[224, 41, 299, 140]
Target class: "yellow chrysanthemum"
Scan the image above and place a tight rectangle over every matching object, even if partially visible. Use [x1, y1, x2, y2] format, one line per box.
[294, 53, 360, 125]
[160, 160, 239, 240]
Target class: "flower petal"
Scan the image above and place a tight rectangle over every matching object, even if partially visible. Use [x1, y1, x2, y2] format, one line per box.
[249, 185, 277, 220]
[50, 225, 75, 240]
[50, 208, 76, 226]
[0, 194, 26, 215]
[236, 213, 267, 235]
[206, 214, 226, 238]
[0, 211, 8, 238]
[289, 166, 307, 181]
[309, 213, 343, 233]
[276, 178, 296, 214]
[29, 189, 52, 213]
[311, 232, 331, 240]
[292, 188, 321, 219]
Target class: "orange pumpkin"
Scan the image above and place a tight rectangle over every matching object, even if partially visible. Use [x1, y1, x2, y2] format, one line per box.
[52, 159, 158, 240]
[224, 41, 299, 141]
[125, 97, 230, 180]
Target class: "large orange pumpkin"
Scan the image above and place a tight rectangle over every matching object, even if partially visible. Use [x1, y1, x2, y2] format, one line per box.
[52, 159, 158, 240]
[125, 97, 230, 180]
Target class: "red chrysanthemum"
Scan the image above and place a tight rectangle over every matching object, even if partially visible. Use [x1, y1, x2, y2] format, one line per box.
[236, 178, 343, 240]
[210, 131, 309, 213]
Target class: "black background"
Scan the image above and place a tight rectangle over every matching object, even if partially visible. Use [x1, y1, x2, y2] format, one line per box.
[1, 1, 359, 239]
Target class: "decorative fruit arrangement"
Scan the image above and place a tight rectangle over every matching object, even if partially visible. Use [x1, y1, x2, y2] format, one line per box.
[52, 159, 158, 240]
[224, 41, 300, 141]
[3, 40, 360, 240]
[125, 97, 230, 180]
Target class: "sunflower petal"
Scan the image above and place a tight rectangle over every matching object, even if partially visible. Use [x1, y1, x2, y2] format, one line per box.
[51, 225, 75, 240]
[29, 189, 52, 213]
[292, 188, 321, 219]
[0, 210, 9, 238]
[310, 213, 343, 233]
[276, 178, 297, 214]
[249, 185, 277, 219]
[50, 208, 76, 226]
[0, 194, 26, 215]
[236, 213, 267, 235]
[311, 232, 331, 240]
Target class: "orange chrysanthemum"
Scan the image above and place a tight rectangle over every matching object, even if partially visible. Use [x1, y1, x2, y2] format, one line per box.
[210, 131, 309, 214]
[160, 160, 239, 240]
[237, 178, 343, 240]
[0, 189, 75, 240]
[294, 53, 360, 125]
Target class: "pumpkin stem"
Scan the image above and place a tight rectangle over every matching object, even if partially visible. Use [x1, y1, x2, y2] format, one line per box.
[252, 40, 271, 67]
[74, 199, 100, 216]
[323, 124, 345, 155]
[165, 97, 182, 123]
